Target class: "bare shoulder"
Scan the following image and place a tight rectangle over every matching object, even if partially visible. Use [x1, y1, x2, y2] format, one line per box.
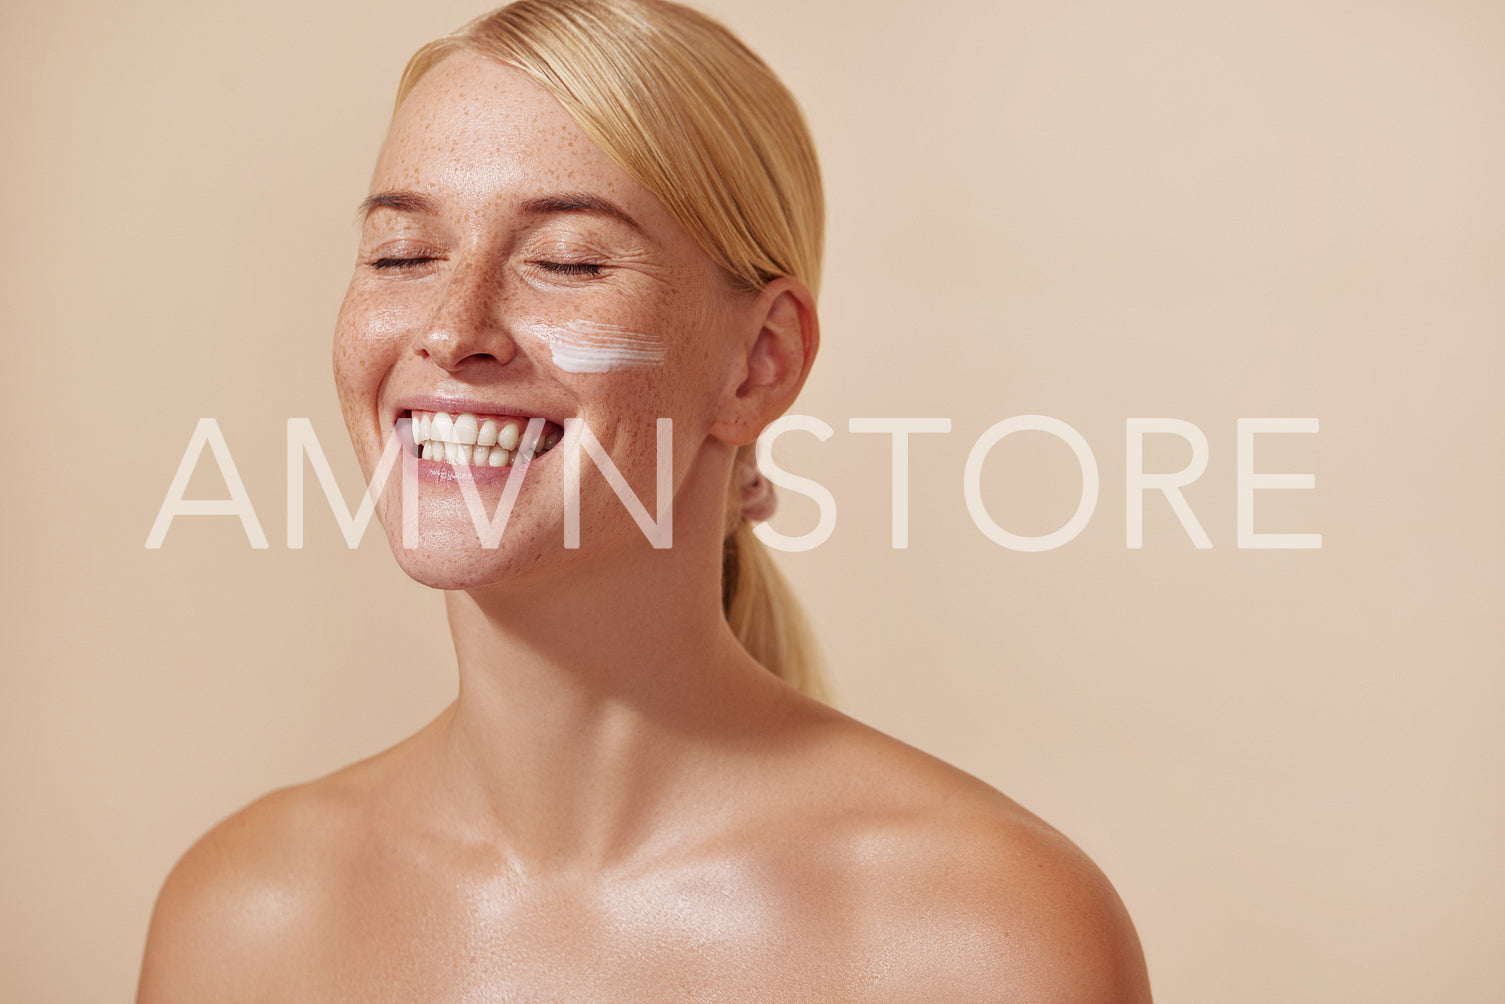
[790, 714, 1153, 1002]
[892, 796, 1153, 1002]
[135, 767, 372, 1003]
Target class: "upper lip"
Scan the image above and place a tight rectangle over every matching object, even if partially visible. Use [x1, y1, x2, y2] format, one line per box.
[387, 393, 569, 430]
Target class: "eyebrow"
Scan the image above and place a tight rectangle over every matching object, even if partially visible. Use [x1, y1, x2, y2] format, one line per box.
[355, 190, 439, 222]
[518, 192, 644, 234]
[355, 189, 644, 235]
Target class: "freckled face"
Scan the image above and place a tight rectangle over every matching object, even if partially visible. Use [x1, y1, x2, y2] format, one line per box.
[333, 51, 742, 588]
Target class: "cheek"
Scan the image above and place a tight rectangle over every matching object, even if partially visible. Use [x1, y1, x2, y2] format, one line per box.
[333, 287, 414, 414]
[517, 318, 668, 374]
[568, 341, 727, 490]
[566, 323, 720, 422]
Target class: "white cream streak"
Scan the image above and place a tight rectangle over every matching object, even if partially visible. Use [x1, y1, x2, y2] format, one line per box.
[523, 318, 666, 373]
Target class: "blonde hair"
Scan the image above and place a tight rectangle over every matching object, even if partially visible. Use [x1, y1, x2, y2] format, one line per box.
[395, 0, 827, 699]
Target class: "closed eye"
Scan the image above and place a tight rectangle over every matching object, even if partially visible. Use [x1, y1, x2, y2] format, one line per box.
[535, 261, 605, 277]
[371, 255, 439, 270]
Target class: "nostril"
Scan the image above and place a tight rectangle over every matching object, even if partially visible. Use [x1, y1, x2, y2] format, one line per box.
[419, 311, 519, 370]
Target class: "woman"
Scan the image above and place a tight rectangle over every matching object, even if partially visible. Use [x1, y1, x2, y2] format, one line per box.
[138, 1, 1151, 999]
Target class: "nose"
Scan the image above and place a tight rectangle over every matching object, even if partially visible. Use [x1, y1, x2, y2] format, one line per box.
[415, 258, 518, 372]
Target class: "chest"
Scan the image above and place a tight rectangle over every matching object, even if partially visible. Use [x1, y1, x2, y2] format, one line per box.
[278, 856, 903, 1003]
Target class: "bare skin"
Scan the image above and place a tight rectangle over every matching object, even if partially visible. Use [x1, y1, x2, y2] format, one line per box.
[137, 52, 1151, 1002]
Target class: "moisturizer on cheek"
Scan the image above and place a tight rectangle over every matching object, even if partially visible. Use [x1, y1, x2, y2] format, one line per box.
[521, 318, 666, 373]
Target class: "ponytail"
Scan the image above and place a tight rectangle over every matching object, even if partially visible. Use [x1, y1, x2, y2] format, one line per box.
[721, 520, 826, 701]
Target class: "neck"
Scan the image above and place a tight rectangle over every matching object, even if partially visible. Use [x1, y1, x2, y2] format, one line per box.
[416, 447, 794, 873]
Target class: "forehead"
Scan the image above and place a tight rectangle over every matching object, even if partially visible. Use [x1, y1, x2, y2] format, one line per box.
[372, 49, 651, 221]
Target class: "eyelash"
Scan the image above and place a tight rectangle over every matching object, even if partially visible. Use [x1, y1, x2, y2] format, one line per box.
[370, 256, 437, 270]
[367, 257, 605, 278]
[535, 261, 604, 277]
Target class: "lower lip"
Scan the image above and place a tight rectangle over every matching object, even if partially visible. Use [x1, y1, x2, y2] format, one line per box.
[412, 447, 555, 487]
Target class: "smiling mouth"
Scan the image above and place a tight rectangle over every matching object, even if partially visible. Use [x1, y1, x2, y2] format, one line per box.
[406, 409, 565, 467]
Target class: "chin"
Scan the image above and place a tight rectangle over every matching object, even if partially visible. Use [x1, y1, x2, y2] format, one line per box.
[367, 455, 667, 593]
[359, 448, 567, 590]
[388, 549, 503, 593]
[375, 517, 556, 592]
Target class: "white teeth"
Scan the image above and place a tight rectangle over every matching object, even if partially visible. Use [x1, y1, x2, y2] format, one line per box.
[453, 413, 479, 446]
[409, 410, 556, 466]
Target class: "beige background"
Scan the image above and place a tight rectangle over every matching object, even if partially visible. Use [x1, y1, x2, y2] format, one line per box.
[3, 0, 1502, 1000]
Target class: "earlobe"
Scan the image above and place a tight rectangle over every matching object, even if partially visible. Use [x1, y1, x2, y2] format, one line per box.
[712, 277, 820, 446]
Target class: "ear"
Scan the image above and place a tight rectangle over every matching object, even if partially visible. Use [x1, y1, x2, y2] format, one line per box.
[710, 276, 820, 447]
